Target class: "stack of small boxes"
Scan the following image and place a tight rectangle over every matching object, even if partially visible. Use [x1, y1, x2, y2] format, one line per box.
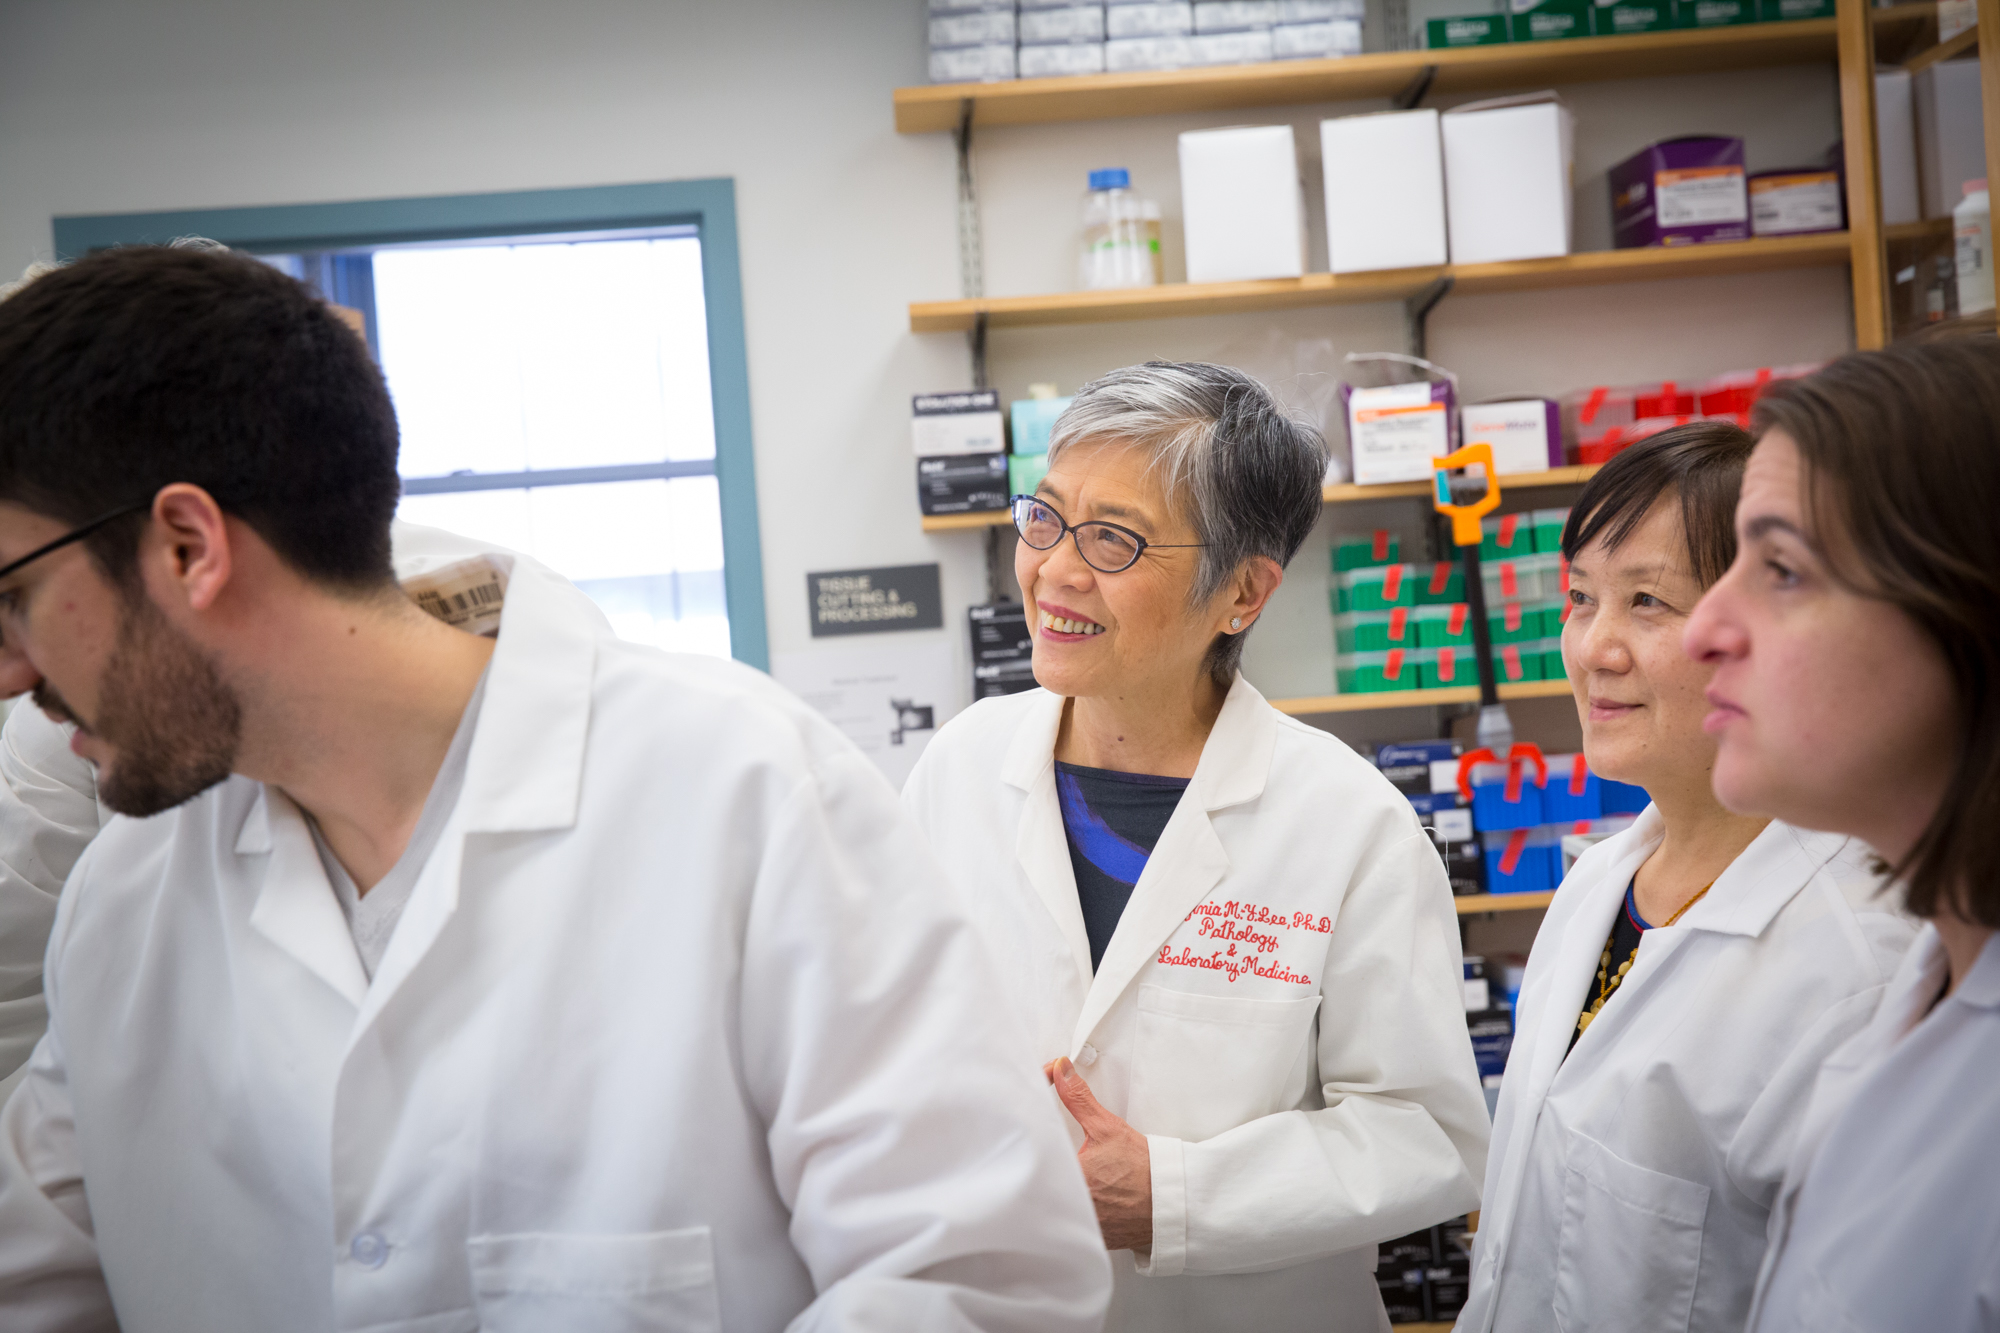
[931, 0, 1361, 82]
[1469, 749, 1648, 894]
[1426, 0, 1837, 50]
[1377, 1215, 1476, 1325]
[1331, 512, 1572, 696]
[1560, 363, 1817, 465]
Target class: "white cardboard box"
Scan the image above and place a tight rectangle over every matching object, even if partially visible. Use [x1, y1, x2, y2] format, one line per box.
[1460, 399, 1560, 474]
[1914, 58, 1986, 219]
[1876, 70, 1920, 228]
[1441, 93, 1575, 265]
[1180, 124, 1307, 283]
[1322, 110, 1448, 272]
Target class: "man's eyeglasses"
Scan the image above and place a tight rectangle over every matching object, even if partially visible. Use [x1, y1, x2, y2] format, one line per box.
[1010, 494, 1206, 575]
[0, 501, 150, 585]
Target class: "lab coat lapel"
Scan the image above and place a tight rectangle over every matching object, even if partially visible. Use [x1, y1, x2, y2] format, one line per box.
[1002, 691, 1094, 997]
[1071, 677, 1274, 1050]
[243, 788, 369, 1009]
[356, 557, 600, 1028]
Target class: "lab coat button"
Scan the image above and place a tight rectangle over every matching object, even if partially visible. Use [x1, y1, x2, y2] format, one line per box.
[1077, 1044, 1098, 1066]
[349, 1231, 389, 1269]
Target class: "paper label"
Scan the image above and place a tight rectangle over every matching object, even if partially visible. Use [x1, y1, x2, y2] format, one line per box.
[1656, 166, 1748, 226]
[404, 556, 509, 638]
[1750, 174, 1842, 235]
[1351, 384, 1449, 485]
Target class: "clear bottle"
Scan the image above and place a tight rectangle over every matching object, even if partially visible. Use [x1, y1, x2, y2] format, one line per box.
[1955, 178, 1993, 316]
[1079, 169, 1160, 291]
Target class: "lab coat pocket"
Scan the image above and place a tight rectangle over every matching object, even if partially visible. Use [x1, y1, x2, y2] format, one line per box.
[467, 1227, 721, 1333]
[1551, 1130, 1709, 1333]
[1127, 984, 1322, 1143]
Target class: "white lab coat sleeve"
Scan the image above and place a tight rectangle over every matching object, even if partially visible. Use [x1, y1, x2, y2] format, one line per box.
[1145, 827, 1488, 1277]
[0, 704, 105, 1097]
[0, 876, 116, 1332]
[738, 741, 1111, 1333]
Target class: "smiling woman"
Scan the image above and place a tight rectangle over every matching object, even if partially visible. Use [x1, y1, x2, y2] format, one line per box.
[902, 361, 1492, 1333]
[1459, 423, 1917, 1333]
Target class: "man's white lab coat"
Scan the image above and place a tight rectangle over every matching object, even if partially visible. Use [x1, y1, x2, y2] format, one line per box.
[0, 543, 1112, 1332]
[1747, 925, 2000, 1332]
[1458, 809, 1913, 1333]
[902, 676, 1489, 1333]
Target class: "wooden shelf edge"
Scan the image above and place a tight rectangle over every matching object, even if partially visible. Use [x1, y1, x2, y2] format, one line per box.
[1456, 890, 1557, 914]
[1326, 464, 1598, 504]
[1272, 678, 1572, 716]
[920, 509, 1013, 532]
[1905, 20, 1980, 72]
[909, 234, 1851, 333]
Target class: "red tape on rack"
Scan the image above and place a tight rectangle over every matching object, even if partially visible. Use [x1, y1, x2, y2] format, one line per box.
[1429, 564, 1453, 596]
[1384, 648, 1404, 681]
[1505, 601, 1523, 633]
[1500, 563, 1519, 599]
[1439, 647, 1457, 682]
[1372, 529, 1390, 561]
[1382, 564, 1404, 601]
[1448, 603, 1468, 636]
[1501, 828, 1529, 875]
[1582, 386, 1608, 425]
[1498, 513, 1520, 549]
[1503, 645, 1523, 680]
[1570, 753, 1589, 796]
[1389, 606, 1408, 641]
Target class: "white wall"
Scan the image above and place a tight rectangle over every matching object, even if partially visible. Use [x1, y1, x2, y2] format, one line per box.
[0, 1, 1861, 721]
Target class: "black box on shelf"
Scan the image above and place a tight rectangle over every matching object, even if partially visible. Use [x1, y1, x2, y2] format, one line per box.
[969, 602, 1038, 701]
[918, 453, 1009, 516]
[1425, 1258, 1472, 1321]
[1377, 1270, 1429, 1324]
[1376, 738, 1463, 795]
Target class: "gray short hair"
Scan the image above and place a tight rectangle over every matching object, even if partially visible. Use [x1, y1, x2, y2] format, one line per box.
[1047, 361, 1327, 687]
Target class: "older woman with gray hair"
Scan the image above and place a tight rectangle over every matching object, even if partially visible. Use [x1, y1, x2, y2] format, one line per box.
[903, 361, 1488, 1333]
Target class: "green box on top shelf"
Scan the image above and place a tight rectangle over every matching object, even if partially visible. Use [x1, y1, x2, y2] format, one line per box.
[1675, 0, 1755, 26]
[1510, 0, 1589, 39]
[1427, 13, 1510, 45]
[1538, 639, 1567, 682]
[1481, 512, 1538, 561]
[1591, 0, 1673, 32]
[1334, 607, 1416, 653]
[1337, 649, 1418, 694]
[1414, 561, 1464, 605]
[1489, 599, 1546, 645]
[1418, 645, 1478, 690]
[1492, 642, 1547, 684]
[1333, 529, 1401, 572]
[1416, 602, 1476, 647]
[1757, 0, 1833, 17]
[1335, 562, 1417, 613]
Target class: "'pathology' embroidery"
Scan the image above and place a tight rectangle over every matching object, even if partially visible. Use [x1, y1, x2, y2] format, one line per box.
[1158, 899, 1329, 985]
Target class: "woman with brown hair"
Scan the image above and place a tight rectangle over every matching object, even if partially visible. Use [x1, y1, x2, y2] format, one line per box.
[1684, 329, 2000, 1330]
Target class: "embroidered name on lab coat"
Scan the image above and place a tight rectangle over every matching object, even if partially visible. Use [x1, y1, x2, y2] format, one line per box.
[1157, 899, 1331, 985]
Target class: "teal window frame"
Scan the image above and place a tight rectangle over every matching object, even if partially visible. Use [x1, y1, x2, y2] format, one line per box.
[52, 179, 768, 670]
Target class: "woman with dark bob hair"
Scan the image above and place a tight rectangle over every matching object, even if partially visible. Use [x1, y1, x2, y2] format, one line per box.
[1461, 423, 1913, 1333]
[903, 362, 1488, 1333]
[1684, 328, 2000, 1329]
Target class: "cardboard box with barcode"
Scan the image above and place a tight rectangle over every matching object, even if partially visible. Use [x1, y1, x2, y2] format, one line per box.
[1610, 137, 1748, 249]
[1428, 13, 1509, 46]
[1342, 378, 1457, 485]
[1461, 399, 1561, 474]
[916, 453, 1010, 516]
[1441, 93, 1575, 265]
[1322, 110, 1449, 273]
[911, 390, 1005, 456]
[1179, 124, 1307, 282]
[1509, 0, 1587, 41]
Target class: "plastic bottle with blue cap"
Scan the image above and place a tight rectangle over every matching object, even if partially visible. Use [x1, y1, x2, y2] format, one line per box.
[1079, 168, 1162, 290]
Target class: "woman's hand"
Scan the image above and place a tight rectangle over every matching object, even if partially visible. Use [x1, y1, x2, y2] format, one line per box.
[1047, 1056, 1153, 1252]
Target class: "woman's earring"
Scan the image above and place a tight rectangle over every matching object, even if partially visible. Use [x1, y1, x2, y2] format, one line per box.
[1230, 617, 1242, 631]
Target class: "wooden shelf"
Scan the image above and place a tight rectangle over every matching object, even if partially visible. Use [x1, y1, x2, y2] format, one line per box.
[1271, 678, 1572, 715]
[1884, 217, 1955, 244]
[909, 233, 1853, 333]
[893, 16, 1949, 133]
[1905, 18, 1979, 71]
[1456, 890, 1557, 914]
[1325, 464, 1598, 504]
[918, 509, 1013, 532]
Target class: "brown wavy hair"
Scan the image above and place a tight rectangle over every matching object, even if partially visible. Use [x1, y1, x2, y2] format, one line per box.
[1751, 325, 2000, 927]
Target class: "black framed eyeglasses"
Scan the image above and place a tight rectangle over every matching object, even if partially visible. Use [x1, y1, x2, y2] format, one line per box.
[0, 500, 151, 585]
[1009, 494, 1206, 575]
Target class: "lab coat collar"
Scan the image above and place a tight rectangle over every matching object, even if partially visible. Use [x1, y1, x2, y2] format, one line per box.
[1673, 820, 1855, 939]
[1071, 676, 1277, 1049]
[1946, 929, 2000, 1011]
[242, 555, 601, 1013]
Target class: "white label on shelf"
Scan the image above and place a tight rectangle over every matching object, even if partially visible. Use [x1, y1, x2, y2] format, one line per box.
[1464, 977, 1491, 1011]
[1655, 166, 1748, 227]
[1750, 174, 1842, 236]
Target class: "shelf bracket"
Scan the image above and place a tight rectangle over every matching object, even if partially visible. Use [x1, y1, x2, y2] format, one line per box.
[952, 98, 985, 302]
[1391, 64, 1438, 110]
[1404, 274, 1453, 360]
[969, 310, 989, 390]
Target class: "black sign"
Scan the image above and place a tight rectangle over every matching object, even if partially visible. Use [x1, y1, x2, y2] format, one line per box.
[807, 564, 943, 638]
[969, 601, 1038, 700]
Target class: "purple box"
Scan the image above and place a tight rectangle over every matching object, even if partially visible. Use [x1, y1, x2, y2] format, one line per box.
[1610, 136, 1749, 249]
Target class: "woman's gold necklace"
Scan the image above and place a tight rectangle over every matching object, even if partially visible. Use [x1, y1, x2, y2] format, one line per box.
[1575, 880, 1715, 1035]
